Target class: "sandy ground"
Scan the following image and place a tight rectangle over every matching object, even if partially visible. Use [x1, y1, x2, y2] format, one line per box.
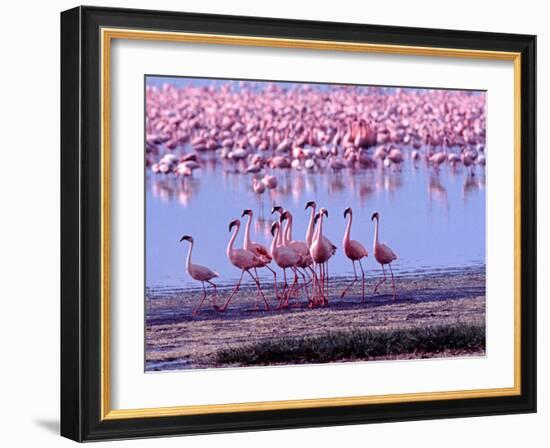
[146, 267, 485, 370]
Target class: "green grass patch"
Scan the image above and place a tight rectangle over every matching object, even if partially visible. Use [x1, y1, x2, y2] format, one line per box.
[215, 324, 485, 366]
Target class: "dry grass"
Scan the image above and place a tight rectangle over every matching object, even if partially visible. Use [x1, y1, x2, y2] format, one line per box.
[215, 323, 485, 366]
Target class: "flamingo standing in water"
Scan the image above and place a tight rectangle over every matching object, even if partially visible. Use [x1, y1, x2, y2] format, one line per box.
[241, 209, 280, 300]
[217, 219, 270, 312]
[371, 212, 398, 302]
[270, 221, 302, 307]
[310, 208, 334, 306]
[340, 208, 368, 301]
[179, 235, 219, 315]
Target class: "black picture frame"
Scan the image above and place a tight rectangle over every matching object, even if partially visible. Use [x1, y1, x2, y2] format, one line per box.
[61, 5, 536, 442]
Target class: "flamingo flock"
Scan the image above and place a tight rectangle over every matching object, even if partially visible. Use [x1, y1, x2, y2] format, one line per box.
[155, 81, 486, 314]
[146, 83, 487, 193]
[180, 204, 398, 314]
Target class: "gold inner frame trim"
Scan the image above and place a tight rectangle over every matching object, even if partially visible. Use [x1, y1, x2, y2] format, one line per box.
[100, 27, 522, 421]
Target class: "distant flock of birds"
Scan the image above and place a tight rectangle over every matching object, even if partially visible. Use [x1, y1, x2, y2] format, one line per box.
[179, 201, 397, 315]
[146, 83, 487, 194]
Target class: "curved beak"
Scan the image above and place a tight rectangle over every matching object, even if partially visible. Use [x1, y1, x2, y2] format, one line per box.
[371, 212, 379, 221]
[179, 235, 190, 242]
[305, 200, 315, 210]
[344, 207, 351, 218]
[229, 219, 238, 232]
[271, 205, 282, 215]
[323, 209, 329, 218]
[241, 209, 252, 217]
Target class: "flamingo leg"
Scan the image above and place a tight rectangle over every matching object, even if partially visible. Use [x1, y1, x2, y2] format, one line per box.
[373, 264, 387, 294]
[287, 268, 299, 307]
[280, 268, 288, 307]
[252, 268, 260, 309]
[206, 280, 217, 307]
[389, 263, 397, 303]
[319, 263, 326, 306]
[247, 269, 270, 311]
[325, 261, 330, 306]
[340, 260, 358, 299]
[295, 268, 308, 306]
[219, 270, 245, 311]
[193, 281, 209, 316]
[358, 259, 366, 302]
[265, 264, 280, 301]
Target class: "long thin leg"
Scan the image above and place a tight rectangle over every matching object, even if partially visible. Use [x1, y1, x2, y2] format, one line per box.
[247, 269, 270, 310]
[319, 262, 326, 306]
[218, 270, 245, 311]
[206, 280, 217, 307]
[253, 267, 261, 309]
[373, 264, 387, 294]
[325, 260, 330, 305]
[340, 260, 358, 299]
[357, 259, 366, 302]
[389, 263, 397, 303]
[281, 268, 288, 307]
[299, 268, 310, 304]
[193, 281, 209, 316]
[284, 268, 299, 307]
[265, 264, 279, 301]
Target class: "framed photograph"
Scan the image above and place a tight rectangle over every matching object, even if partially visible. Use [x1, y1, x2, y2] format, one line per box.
[60, 6, 536, 441]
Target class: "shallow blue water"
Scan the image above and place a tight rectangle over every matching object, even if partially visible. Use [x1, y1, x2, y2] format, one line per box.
[146, 156, 485, 290]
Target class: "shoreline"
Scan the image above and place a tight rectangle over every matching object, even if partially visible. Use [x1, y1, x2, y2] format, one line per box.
[146, 267, 486, 371]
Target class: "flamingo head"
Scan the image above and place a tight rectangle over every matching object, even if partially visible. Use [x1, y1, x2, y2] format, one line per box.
[344, 207, 352, 218]
[280, 210, 290, 222]
[271, 205, 283, 215]
[320, 208, 328, 218]
[305, 200, 316, 210]
[229, 219, 240, 232]
[270, 221, 279, 236]
[179, 235, 193, 243]
[371, 212, 380, 221]
[241, 209, 252, 217]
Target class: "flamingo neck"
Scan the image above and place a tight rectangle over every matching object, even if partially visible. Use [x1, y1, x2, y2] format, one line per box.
[315, 214, 324, 243]
[373, 218, 380, 248]
[227, 225, 239, 258]
[186, 241, 193, 272]
[306, 206, 316, 247]
[284, 213, 293, 243]
[343, 212, 352, 244]
[270, 227, 278, 254]
[243, 214, 252, 250]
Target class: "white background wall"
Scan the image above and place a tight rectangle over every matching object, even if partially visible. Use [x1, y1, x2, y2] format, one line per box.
[0, 0, 546, 446]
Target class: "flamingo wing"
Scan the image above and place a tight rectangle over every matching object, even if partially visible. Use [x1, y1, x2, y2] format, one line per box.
[190, 263, 219, 281]
[252, 243, 272, 261]
[348, 239, 368, 259]
[380, 242, 397, 261]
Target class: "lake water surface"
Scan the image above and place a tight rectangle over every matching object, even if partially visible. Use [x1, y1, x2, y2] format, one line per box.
[146, 153, 485, 290]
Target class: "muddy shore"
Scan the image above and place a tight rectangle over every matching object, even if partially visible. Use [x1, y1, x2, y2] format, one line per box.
[146, 266, 485, 371]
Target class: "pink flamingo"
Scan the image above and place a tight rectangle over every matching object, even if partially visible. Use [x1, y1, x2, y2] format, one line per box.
[179, 235, 219, 315]
[270, 221, 302, 307]
[340, 208, 368, 301]
[310, 208, 334, 306]
[280, 210, 313, 305]
[304, 201, 337, 254]
[371, 212, 398, 302]
[241, 209, 280, 300]
[217, 219, 270, 312]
